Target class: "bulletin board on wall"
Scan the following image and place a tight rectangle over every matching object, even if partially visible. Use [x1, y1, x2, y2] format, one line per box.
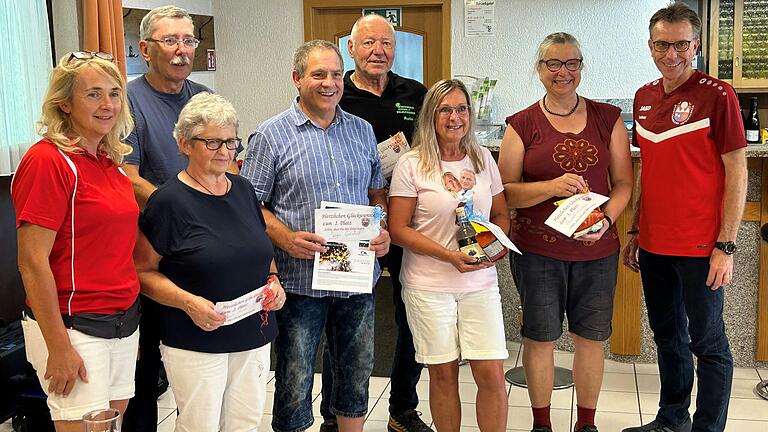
[122, 8, 216, 75]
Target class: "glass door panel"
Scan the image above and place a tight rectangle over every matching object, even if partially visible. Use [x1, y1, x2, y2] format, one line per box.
[742, 0, 768, 79]
[718, 0, 735, 79]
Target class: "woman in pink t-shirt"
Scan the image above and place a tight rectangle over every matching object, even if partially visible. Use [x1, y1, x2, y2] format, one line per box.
[389, 79, 510, 431]
[497, 32, 633, 432]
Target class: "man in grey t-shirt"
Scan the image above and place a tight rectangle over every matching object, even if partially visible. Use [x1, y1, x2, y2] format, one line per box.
[121, 6, 214, 432]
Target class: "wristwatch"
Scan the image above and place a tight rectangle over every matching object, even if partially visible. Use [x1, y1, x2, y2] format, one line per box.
[714, 241, 737, 255]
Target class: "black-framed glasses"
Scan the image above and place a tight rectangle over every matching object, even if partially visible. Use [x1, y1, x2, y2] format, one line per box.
[652, 40, 692, 53]
[68, 51, 114, 64]
[540, 58, 583, 72]
[437, 104, 471, 116]
[145, 36, 200, 49]
[191, 137, 242, 151]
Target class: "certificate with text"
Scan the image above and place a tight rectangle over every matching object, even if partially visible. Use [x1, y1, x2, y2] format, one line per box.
[311, 205, 381, 293]
[214, 283, 270, 326]
[377, 131, 409, 179]
[544, 192, 609, 237]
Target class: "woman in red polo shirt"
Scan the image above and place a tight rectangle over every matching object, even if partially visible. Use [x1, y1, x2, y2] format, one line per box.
[11, 52, 139, 430]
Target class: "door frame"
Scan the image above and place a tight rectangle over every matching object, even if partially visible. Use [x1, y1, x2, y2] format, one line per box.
[303, 0, 452, 80]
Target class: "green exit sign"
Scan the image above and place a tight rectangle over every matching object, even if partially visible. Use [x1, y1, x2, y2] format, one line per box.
[362, 8, 402, 27]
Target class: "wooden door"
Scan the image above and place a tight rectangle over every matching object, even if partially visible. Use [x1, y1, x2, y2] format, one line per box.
[303, 0, 451, 87]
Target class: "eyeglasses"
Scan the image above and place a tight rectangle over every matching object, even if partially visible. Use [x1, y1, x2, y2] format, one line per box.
[145, 36, 200, 49]
[652, 40, 692, 52]
[540, 58, 583, 72]
[191, 137, 242, 150]
[437, 104, 470, 117]
[67, 51, 114, 64]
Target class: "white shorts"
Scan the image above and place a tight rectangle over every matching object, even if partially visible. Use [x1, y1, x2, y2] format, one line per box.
[401, 286, 508, 364]
[21, 316, 139, 421]
[160, 343, 271, 432]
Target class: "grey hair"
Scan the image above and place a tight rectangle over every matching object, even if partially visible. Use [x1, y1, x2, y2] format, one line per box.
[140, 5, 193, 40]
[350, 14, 396, 48]
[174, 92, 239, 144]
[293, 40, 344, 77]
[534, 32, 583, 73]
[649, 2, 701, 38]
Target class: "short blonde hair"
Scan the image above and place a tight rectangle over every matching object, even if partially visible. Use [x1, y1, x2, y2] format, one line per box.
[37, 53, 133, 164]
[173, 92, 239, 146]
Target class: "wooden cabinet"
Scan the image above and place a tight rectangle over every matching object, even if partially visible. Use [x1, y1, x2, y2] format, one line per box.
[709, 0, 768, 90]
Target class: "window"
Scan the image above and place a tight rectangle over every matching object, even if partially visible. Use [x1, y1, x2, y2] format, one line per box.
[0, 0, 52, 175]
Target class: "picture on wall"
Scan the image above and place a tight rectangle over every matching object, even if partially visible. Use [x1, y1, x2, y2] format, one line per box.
[122, 8, 216, 75]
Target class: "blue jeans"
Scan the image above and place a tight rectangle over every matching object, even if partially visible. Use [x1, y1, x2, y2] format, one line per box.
[272, 292, 375, 432]
[639, 249, 733, 432]
[320, 246, 422, 420]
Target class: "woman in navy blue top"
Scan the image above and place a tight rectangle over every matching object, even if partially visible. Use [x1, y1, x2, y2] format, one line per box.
[134, 93, 285, 431]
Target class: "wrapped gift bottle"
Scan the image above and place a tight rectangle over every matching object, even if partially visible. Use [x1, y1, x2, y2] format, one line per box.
[473, 222, 508, 262]
[455, 206, 488, 262]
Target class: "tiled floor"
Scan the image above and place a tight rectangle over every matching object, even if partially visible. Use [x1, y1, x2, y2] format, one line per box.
[3, 342, 767, 431]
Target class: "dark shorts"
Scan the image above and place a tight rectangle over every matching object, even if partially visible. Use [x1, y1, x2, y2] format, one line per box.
[509, 250, 618, 342]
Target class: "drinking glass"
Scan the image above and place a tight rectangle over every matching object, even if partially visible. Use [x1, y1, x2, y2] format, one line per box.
[83, 408, 121, 432]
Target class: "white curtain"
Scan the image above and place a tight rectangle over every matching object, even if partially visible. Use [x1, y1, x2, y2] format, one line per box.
[0, 0, 52, 176]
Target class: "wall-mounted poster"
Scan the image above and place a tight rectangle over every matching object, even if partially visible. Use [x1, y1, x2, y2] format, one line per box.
[122, 8, 216, 75]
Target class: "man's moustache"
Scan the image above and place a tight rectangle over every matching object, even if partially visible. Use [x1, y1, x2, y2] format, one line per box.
[171, 57, 190, 65]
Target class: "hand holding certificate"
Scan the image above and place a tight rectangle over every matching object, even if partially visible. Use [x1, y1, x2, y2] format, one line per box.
[214, 279, 275, 326]
[378, 132, 410, 179]
[544, 191, 610, 238]
[311, 202, 382, 293]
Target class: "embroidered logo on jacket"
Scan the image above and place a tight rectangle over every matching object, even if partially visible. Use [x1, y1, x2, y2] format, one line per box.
[671, 101, 694, 125]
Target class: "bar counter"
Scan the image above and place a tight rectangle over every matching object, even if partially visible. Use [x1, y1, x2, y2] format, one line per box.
[491, 143, 768, 367]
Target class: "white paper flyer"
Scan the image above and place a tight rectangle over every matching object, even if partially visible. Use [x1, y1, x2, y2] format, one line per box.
[377, 131, 410, 179]
[464, 0, 495, 37]
[544, 192, 610, 237]
[311, 204, 381, 293]
[471, 219, 522, 254]
[214, 282, 270, 326]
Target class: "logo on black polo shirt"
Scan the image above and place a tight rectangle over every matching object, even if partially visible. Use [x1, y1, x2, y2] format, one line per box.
[671, 101, 694, 125]
[395, 102, 417, 121]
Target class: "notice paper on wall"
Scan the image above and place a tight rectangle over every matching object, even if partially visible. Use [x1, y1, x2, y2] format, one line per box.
[464, 0, 495, 37]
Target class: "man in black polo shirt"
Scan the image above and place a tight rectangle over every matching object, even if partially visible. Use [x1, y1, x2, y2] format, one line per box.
[319, 13, 430, 432]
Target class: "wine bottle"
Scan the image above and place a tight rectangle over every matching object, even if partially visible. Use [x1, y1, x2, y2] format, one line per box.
[455, 206, 488, 262]
[746, 96, 760, 144]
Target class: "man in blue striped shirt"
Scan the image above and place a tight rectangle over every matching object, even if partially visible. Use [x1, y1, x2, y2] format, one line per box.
[241, 40, 390, 432]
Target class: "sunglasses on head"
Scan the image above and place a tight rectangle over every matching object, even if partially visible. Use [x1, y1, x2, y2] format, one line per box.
[67, 51, 114, 64]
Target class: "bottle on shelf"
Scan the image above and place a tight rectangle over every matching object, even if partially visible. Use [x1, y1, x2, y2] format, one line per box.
[746, 96, 760, 144]
[454, 205, 488, 263]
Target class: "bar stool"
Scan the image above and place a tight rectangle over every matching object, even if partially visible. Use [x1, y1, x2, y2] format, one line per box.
[505, 306, 574, 389]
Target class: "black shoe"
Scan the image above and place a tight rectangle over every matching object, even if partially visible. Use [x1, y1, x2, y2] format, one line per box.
[388, 410, 433, 432]
[574, 425, 598, 432]
[621, 419, 692, 432]
[532, 426, 553, 432]
[319, 420, 339, 432]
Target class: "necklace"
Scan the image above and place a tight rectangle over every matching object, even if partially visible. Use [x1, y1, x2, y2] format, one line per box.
[184, 169, 230, 196]
[542, 94, 580, 117]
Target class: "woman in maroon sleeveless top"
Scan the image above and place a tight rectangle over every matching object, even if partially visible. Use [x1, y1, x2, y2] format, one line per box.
[497, 32, 633, 432]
